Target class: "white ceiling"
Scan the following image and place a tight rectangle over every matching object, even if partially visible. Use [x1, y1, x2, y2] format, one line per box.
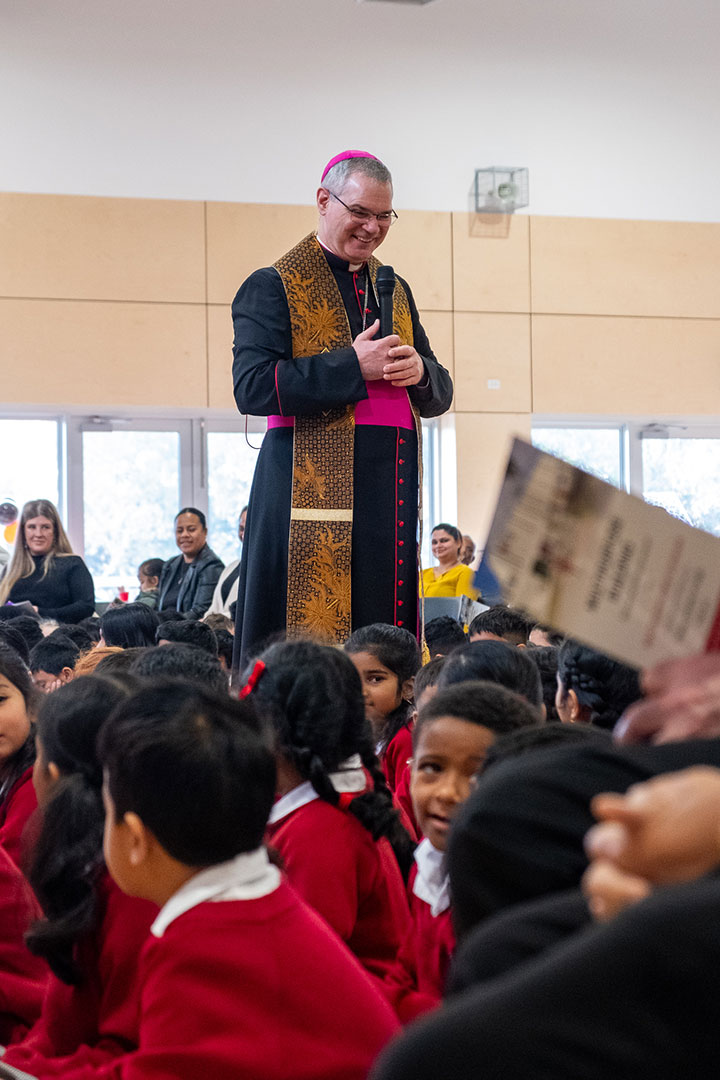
[2, 0, 719, 219]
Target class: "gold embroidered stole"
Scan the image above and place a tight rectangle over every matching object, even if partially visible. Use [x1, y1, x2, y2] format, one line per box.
[274, 233, 416, 642]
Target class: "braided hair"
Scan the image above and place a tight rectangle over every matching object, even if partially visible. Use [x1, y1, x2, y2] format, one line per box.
[557, 641, 642, 730]
[248, 640, 414, 875]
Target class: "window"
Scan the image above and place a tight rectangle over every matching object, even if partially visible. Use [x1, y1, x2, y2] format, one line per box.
[531, 426, 624, 487]
[642, 433, 720, 537]
[0, 417, 62, 554]
[206, 431, 260, 567]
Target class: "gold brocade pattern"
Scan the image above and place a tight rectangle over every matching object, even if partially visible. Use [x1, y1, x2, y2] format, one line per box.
[274, 233, 415, 643]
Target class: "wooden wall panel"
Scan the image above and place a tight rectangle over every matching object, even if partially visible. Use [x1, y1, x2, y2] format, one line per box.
[531, 217, 720, 318]
[0, 194, 205, 303]
[0, 299, 207, 407]
[206, 202, 317, 305]
[207, 304, 236, 410]
[532, 314, 720, 414]
[378, 211, 452, 310]
[452, 213, 530, 313]
[453, 313, 531, 412]
[455, 412, 532, 551]
[419, 310, 454, 388]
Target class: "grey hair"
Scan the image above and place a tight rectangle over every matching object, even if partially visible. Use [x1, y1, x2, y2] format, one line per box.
[323, 157, 393, 195]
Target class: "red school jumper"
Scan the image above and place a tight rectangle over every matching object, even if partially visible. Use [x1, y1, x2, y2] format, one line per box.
[266, 795, 409, 981]
[383, 845, 456, 1023]
[0, 766, 38, 869]
[4, 873, 157, 1075]
[53, 877, 400, 1080]
[0, 845, 48, 1045]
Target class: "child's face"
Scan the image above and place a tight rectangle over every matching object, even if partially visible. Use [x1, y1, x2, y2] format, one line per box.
[0, 675, 30, 764]
[411, 715, 496, 852]
[137, 570, 159, 592]
[349, 651, 407, 734]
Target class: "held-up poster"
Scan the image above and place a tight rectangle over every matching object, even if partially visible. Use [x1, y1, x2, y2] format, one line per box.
[475, 438, 720, 670]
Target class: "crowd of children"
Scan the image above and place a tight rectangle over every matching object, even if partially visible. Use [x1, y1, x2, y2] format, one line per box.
[0, 569, 719, 1078]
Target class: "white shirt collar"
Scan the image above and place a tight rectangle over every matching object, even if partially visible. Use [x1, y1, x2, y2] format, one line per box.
[151, 847, 281, 938]
[268, 754, 366, 825]
[412, 837, 451, 916]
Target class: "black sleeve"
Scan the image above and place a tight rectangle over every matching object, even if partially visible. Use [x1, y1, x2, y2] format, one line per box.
[185, 561, 225, 621]
[398, 275, 454, 419]
[37, 558, 95, 623]
[232, 268, 369, 417]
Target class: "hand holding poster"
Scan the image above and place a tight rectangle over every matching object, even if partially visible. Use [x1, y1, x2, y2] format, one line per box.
[476, 439, 720, 670]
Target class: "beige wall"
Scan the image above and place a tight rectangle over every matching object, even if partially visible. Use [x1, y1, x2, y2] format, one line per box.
[2, 193, 720, 542]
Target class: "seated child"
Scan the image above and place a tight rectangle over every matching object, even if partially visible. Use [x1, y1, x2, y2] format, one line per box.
[249, 640, 412, 978]
[0, 845, 47, 1045]
[0, 644, 38, 867]
[133, 559, 164, 610]
[467, 606, 531, 646]
[92, 682, 399, 1079]
[394, 657, 447, 841]
[345, 624, 421, 797]
[3, 677, 158, 1074]
[28, 636, 78, 695]
[384, 680, 541, 1022]
[556, 641, 641, 729]
[438, 640, 544, 716]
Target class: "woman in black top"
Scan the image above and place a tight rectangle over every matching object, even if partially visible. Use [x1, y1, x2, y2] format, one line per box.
[0, 500, 95, 624]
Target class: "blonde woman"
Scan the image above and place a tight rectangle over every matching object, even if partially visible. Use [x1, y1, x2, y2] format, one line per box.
[0, 500, 95, 623]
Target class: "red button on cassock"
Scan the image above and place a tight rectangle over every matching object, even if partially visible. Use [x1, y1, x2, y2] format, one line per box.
[398, 540, 404, 546]
[398, 499, 404, 506]
[398, 580, 404, 586]
[399, 479, 404, 485]
[397, 600, 403, 607]
[397, 620, 404, 627]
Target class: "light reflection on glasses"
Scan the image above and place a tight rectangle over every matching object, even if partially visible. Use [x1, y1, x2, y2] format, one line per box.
[326, 190, 398, 225]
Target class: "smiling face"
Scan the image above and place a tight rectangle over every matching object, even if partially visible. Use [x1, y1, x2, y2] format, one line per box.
[431, 528, 461, 566]
[317, 173, 393, 265]
[411, 715, 496, 852]
[0, 675, 31, 766]
[24, 515, 55, 557]
[175, 512, 207, 563]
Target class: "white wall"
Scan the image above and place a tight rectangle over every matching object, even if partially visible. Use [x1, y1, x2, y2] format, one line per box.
[3, 0, 719, 221]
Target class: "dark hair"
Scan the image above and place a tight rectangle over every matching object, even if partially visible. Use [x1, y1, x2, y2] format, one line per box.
[424, 616, 466, 658]
[213, 628, 234, 670]
[100, 603, 159, 648]
[51, 624, 93, 653]
[0, 643, 37, 795]
[482, 721, 610, 773]
[468, 606, 532, 646]
[156, 619, 217, 656]
[251, 640, 414, 874]
[557, 641, 642, 730]
[155, 609, 186, 625]
[129, 643, 228, 695]
[431, 522, 462, 544]
[0, 624, 30, 665]
[0, 607, 41, 624]
[438, 641, 543, 710]
[78, 617, 102, 644]
[525, 645, 561, 721]
[413, 656, 446, 705]
[138, 558, 164, 580]
[29, 634, 79, 676]
[25, 676, 131, 984]
[414, 680, 541, 750]
[94, 647, 149, 677]
[99, 683, 275, 865]
[344, 623, 421, 751]
[1, 614, 43, 652]
[530, 623, 565, 647]
[175, 507, 207, 530]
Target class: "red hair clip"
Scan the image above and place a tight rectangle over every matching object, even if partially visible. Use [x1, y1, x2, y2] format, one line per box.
[239, 659, 266, 699]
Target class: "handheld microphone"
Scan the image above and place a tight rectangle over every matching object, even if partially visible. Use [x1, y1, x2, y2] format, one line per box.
[376, 265, 396, 338]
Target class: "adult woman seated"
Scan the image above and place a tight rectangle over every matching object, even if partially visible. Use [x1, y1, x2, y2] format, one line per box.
[0, 500, 95, 624]
[157, 508, 224, 620]
[422, 523, 479, 602]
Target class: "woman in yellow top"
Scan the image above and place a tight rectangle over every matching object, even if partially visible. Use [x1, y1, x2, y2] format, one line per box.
[422, 523, 479, 600]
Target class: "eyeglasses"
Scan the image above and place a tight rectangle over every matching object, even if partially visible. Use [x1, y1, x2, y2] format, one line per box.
[326, 190, 398, 225]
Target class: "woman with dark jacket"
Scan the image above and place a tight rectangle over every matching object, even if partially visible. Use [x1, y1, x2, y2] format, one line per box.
[0, 500, 95, 624]
[156, 508, 224, 620]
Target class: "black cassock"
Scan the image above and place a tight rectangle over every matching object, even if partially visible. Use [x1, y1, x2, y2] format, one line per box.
[231, 244, 453, 665]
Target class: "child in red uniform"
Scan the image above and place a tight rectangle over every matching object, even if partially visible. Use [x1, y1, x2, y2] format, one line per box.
[87, 681, 400, 1079]
[0, 644, 38, 868]
[345, 624, 421, 796]
[3, 677, 157, 1074]
[250, 639, 412, 979]
[393, 657, 446, 841]
[0, 844, 47, 1044]
[384, 681, 541, 1021]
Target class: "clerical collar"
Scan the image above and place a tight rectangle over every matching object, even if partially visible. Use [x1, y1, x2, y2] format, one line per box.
[316, 238, 364, 273]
